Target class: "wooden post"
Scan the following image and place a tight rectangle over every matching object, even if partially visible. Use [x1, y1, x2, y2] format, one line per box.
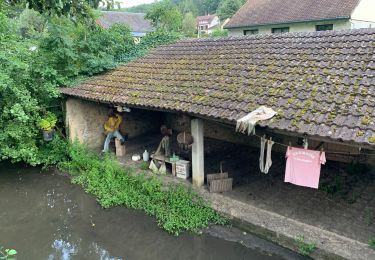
[115, 138, 126, 157]
[191, 118, 204, 187]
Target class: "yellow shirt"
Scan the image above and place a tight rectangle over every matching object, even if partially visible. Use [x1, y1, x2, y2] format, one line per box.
[104, 114, 122, 132]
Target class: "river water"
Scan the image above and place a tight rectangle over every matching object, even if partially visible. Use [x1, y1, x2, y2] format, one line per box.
[0, 163, 301, 260]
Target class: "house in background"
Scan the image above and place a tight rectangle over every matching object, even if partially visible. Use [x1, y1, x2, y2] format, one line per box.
[196, 15, 220, 36]
[225, 0, 375, 36]
[97, 11, 154, 38]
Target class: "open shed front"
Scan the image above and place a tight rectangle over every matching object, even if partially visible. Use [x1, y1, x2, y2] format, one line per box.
[65, 96, 373, 184]
[65, 97, 375, 243]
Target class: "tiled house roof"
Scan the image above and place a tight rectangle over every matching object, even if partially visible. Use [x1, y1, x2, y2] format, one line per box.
[97, 11, 153, 33]
[61, 29, 375, 146]
[196, 15, 217, 25]
[225, 0, 360, 29]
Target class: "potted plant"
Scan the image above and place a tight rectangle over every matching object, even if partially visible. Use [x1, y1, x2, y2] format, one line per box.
[39, 113, 57, 141]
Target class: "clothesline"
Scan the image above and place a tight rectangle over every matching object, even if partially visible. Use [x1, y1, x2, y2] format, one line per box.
[214, 120, 375, 157]
[252, 133, 375, 157]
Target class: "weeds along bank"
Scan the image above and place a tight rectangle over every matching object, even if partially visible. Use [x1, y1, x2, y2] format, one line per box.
[59, 142, 226, 235]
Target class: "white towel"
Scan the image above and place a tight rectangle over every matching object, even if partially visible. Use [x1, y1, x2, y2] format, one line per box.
[236, 106, 277, 135]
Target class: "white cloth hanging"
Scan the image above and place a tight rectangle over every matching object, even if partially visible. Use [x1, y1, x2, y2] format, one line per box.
[259, 137, 274, 174]
[236, 106, 277, 135]
[264, 139, 274, 174]
[259, 137, 266, 173]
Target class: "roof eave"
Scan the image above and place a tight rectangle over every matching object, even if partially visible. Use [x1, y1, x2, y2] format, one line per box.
[224, 16, 350, 29]
[62, 92, 375, 150]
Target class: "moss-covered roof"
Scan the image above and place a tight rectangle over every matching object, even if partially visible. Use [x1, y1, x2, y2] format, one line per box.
[61, 29, 375, 146]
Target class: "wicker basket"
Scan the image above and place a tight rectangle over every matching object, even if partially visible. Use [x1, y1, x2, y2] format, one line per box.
[207, 162, 233, 193]
[208, 178, 233, 193]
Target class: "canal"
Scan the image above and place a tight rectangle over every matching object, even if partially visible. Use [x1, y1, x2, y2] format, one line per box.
[0, 163, 303, 259]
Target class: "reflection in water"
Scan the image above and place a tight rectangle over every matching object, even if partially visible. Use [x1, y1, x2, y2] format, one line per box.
[89, 242, 123, 260]
[49, 239, 78, 260]
[49, 239, 122, 260]
[0, 163, 286, 260]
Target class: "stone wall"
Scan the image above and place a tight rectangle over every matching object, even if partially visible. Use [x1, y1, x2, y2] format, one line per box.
[65, 98, 162, 149]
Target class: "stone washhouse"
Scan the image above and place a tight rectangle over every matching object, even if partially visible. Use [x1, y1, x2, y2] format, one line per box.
[61, 29, 375, 187]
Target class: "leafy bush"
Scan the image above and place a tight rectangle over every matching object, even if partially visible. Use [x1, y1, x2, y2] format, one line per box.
[294, 235, 316, 256]
[39, 113, 57, 131]
[0, 246, 17, 260]
[0, 10, 132, 166]
[37, 136, 69, 168]
[0, 7, 180, 167]
[210, 28, 228, 37]
[369, 237, 375, 249]
[118, 30, 182, 63]
[60, 142, 226, 235]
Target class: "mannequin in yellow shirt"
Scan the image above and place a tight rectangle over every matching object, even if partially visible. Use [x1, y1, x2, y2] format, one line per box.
[102, 109, 125, 152]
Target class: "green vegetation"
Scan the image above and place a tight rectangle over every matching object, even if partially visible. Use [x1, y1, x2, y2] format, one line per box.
[145, 0, 183, 32]
[121, 0, 246, 37]
[0, 3, 180, 166]
[320, 162, 374, 203]
[294, 235, 316, 256]
[124, 0, 245, 19]
[210, 28, 228, 37]
[182, 12, 196, 37]
[59, 142, 226, 235]
[122, 3, 154, 13]
[140, 161, 150, 170]
[217, 0, 245, 20]
[364, 207, 374, 226]
[0, 246, 17, 260]
[369, 237, 375, 249]
[39, 113, 57, 131]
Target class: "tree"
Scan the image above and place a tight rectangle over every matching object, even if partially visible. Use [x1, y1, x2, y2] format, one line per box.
[0, 10, 135, 165]
[210, 28, 228, 37]
[179, 0, 199, 16]
[182, 12, 196, 37]
[17, 8, 46, 39]
[217, 0, 244, 20]
[202, 0, 221, 15]
[145, 0, 183, 32]
[2, 0, 114, 22]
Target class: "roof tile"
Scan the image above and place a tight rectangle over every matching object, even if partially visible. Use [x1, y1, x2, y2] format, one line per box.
[62, 29, 375, 145]
[226, 0, 360, 28]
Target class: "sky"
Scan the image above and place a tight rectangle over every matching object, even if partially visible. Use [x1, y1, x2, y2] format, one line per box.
[118, 0, 156, 8]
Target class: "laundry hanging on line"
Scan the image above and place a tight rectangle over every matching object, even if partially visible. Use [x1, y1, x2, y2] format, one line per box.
[236, 106, 277, 135]
[284, 146, 326, 189]
[259, 136, 274, 174]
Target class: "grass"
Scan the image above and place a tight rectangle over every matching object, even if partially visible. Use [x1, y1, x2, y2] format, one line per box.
[294, 235, 316, 256]
[369, 237, 375, 249]
[59, 142, 226, 235]
[320, 162, 374, 203]
[364, 208, 374, 226]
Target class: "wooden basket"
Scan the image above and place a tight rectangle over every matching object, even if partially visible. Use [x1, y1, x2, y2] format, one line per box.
[208, 178, 233, 193]
[207, 162, 233, 193]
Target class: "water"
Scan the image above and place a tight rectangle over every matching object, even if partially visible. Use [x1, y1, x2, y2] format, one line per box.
[0, 163, 295, 260]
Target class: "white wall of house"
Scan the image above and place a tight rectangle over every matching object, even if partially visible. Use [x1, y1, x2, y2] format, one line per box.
[210, 16, 220, 28]
[228, 19, 351, 36]
[351, 0, 375, 27]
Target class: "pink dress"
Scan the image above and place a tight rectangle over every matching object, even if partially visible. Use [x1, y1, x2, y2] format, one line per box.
[284, 147, 326, 189]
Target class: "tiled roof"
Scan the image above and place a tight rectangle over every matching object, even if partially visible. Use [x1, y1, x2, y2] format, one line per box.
[196, 15, 217, 25]
[225, 0, 360, 29]
[97, 11, 153, 33]
[61, 29, 375, 146]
